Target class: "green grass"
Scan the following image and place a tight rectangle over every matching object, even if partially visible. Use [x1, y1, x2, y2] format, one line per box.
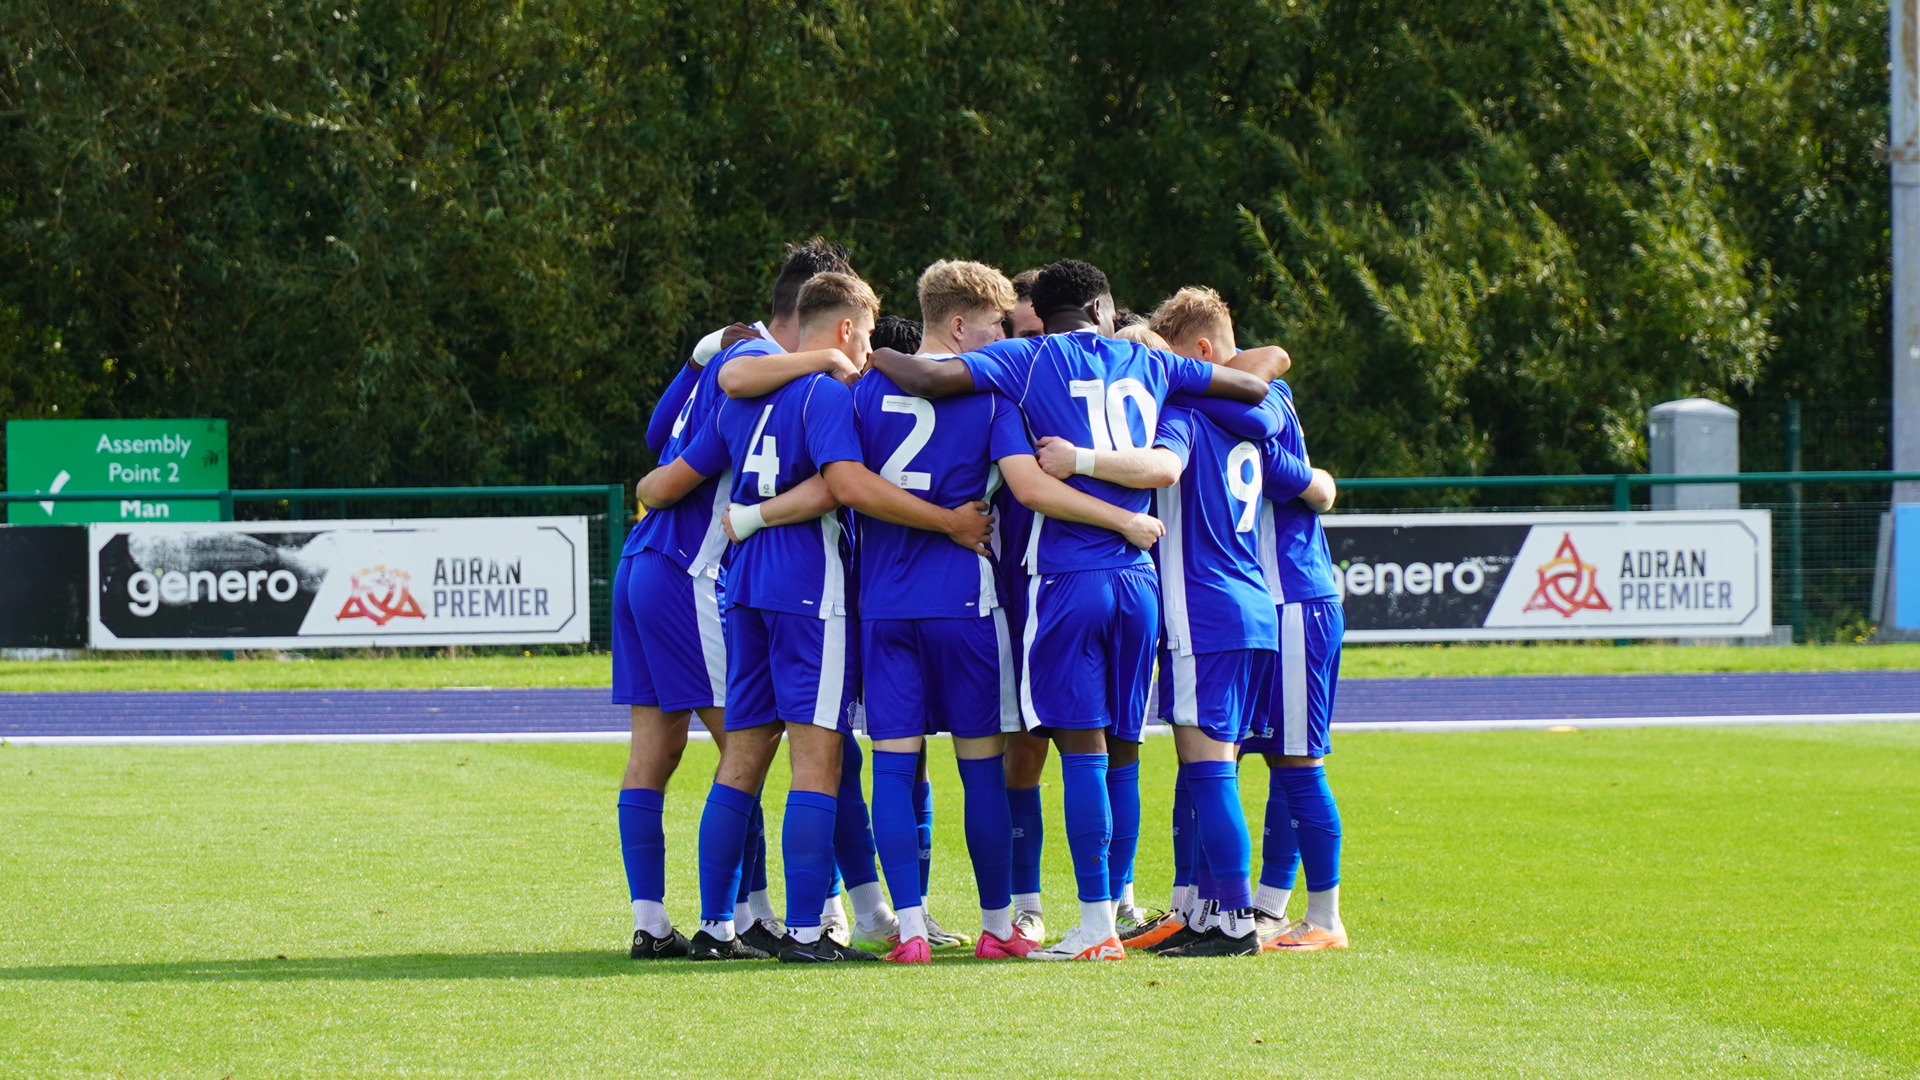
[2, 726, 1915, 1077]
[5, 641, 1919, 692]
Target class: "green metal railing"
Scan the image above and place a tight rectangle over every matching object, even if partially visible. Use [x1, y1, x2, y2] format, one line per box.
[1338, 470, 1920, 510]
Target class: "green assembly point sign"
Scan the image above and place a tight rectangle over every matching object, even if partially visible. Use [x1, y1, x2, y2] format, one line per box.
[6, 419, 229, 523]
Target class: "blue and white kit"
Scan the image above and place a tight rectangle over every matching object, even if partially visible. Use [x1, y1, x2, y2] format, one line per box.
[678, 369, 864, 733]
[852, 369, 1032, 741]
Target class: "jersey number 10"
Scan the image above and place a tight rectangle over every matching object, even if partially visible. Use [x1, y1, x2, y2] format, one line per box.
[1069, 377, 1157, 450]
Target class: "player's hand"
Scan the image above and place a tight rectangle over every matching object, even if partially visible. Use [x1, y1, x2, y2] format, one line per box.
[1035, 436, 1080, 480]
[1302, 468, 1337, 513]
[1118, 512, 1165, 550]
[722, 507, 741, 543]
[719, 322, 758, 349]
[827, 352, 862, 386]
[1229, 344, 1292, 382]
[942, 500, 996, 556]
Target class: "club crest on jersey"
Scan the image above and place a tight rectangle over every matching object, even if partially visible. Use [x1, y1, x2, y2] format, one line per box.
[1522, 533, 1611, 618]
[336, 565, 427, 625]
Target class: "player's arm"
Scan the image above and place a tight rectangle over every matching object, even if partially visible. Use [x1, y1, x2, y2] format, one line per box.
[998, 454, 1165, 550]
[718, 349, 859, 398]
[1301, 469, 1337, 513]
[868, 347, 976, 399]
[725, 475, 838, 543]
[1031, 436, 1182, 489]
[820, 460, 994, 555]
[1166, 390, 1282, 441]
[1226, 345, 1291, 382]
[636, 458, 712, 510]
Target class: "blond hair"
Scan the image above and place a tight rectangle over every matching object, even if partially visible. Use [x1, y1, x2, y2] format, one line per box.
[796, 271, 881, 328]
[1149, 286, 1233, 347]
[917, 260, 1017, 328]
[1115, 324, 1171, 350]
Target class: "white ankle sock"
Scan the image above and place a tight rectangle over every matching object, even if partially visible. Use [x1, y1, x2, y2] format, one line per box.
[897, 905, 928, 943]
[1169, 884, 1192, 914]
[845, 881, 890, 927]
[732, 901, 751, 928]
[1080, 900, 1116, 939]
[1117, 882, 1136, 911]
[982, 905, 1013, 940]
[1305, 886, 1341, 931]
[633, 899, 671, 936]
[1218, 905, 1257, 939]
[1012, 891, 1042, 915]
[1254, 883, 1293, 920]
[821, 891, 847, 923]
[699, 918, 736, 941]
[791, 923, 824, 944]
[748, 889, 776, 923]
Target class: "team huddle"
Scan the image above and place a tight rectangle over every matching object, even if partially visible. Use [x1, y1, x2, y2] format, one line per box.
[612, 240, 1346, 962]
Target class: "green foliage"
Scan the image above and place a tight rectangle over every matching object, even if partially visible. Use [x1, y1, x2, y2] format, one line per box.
[0, 0, 1891, 489]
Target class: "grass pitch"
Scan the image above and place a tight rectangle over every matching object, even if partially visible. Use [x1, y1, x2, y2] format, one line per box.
[2, 725, 1915, 1078]
[4, 641, 1918, 692]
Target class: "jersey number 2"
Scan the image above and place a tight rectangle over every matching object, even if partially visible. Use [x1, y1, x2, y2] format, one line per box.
[879, 395, 935, 491]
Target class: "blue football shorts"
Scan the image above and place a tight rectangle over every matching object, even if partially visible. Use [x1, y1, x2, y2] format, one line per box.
[1241, 600, 1344, 758]
[1157, 647, 1276, 744]
[1020, 564, 1159, 742]
[723, 604, 855, 733]
[862, 612, 1020, 741]
[611, 549, 726, 712]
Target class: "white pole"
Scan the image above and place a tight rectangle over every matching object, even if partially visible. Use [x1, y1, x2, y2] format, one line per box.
[1894, 0, 1920, 504]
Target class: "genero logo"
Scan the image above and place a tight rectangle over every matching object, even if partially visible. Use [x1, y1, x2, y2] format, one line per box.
[1521, 533, 1611, 618]
[127, 566, 300, 617]
[335, 565, 426, 625]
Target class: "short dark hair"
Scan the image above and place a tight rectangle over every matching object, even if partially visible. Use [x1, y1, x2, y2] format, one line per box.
[1030, 259, 1110, 319]
[1112, 308, 1145, 331]
[1011, 268, 1041, 303]
[871, 315, 923, 353]
[771, 237, 853, 319]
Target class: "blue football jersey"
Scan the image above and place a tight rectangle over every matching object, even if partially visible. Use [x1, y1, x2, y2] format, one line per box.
[1256, 381, 1339, 603]
[961, 331, 1218, 574]
[1152, 405, 1278, 655]
[679, 371, 864, 617]
[851, 371, 1032, 620]
[624, 336, 779, 567]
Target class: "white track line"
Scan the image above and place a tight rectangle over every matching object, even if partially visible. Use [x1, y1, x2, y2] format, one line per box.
[4, 713, 1917, 745]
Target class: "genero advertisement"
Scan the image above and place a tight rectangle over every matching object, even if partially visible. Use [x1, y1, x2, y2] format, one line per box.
[1323, 510, 1773, 641]
[88, 517, 590, 648]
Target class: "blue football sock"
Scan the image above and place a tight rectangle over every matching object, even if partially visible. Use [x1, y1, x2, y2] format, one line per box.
[1058, 752, 1112, 902]
[1278, 765, 1342, 892]
[870, 750, 922, 912]
[735, 798, 764, 906]
[696, 782, 756, 922]
[1171, 765, 1196, 890]
[914, 778, 934, 899]
[1260, 767, 1300, 892]
[956, 755, 1013, 913]
[833, 737, 881, 890]
[1008, 785, 1044, 896]
[1187, 759, 1253, 911]
[782, 790, 840, 928]
[1105, 760, 1141, 904]
[617, 788, 666, 904]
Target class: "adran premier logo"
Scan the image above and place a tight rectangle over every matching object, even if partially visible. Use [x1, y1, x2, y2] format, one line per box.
[336, 565, 427, 625]
[1522, 533, 1612, 618]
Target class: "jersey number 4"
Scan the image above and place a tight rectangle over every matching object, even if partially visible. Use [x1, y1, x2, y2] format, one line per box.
[1069, 378, 1157, 450]
[879, 395, 935, 491]
[745, 404, 780, 496]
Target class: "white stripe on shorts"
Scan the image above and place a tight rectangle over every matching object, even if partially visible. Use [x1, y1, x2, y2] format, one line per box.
[994, 607, 1020, 733]
[1280, 602, 1309, 755]
[1018, 572, 1043, 731]
[818, 515, 845, 617]
[692, 574, 727, 706]
[686, 468, 735, 580]
[1168, 650, 1199, 728]
[812, 614, 848, 729]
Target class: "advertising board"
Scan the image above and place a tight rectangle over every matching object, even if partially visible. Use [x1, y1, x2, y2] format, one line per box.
[6, 419, 228, 523]
[1323, 510, 1773, 641]
[87, 517, 591, 649]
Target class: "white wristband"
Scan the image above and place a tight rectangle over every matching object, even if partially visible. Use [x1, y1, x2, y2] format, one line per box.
[690, 327, 726, 368]
[1074, 447, 1097, 476]
[728, 502, 766, 541]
